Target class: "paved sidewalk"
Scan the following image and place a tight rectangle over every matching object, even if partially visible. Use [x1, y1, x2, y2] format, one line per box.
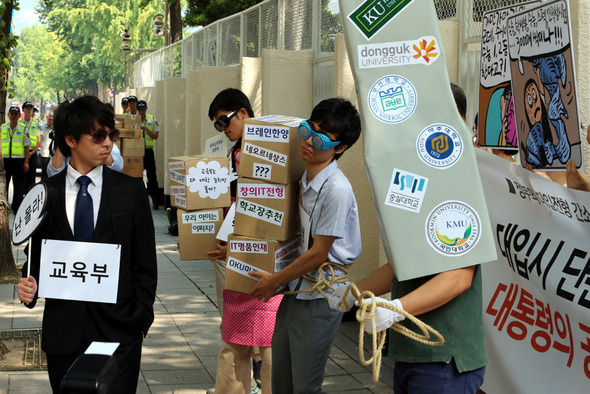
[0, 208, 393, 393]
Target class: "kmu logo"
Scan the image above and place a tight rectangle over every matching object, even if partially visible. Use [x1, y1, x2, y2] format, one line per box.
[425, 201, 481, 256]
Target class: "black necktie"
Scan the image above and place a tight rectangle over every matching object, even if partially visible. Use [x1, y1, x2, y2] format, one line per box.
[74, 175, 94, 241]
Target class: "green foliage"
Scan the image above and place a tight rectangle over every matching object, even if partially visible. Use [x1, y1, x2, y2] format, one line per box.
[0, 1, 20, 98]
[184, 0, 262, 27]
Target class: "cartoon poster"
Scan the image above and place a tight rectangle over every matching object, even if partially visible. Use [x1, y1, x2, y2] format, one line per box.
[507, 0, 582, 171]
[478, 2, 540, 149]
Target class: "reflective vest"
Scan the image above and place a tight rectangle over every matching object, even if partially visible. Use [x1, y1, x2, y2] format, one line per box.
[1, 123, 27, 158]
[20, 118, 40, 149]
[144, 114, 156, 149]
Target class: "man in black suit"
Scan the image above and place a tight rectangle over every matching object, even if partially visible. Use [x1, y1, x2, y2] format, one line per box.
[17, 95, 158, 393]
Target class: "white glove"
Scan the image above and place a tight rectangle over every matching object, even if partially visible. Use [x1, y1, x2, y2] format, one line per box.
[356, 297, 405, 333]
[328, 286, 356, 312]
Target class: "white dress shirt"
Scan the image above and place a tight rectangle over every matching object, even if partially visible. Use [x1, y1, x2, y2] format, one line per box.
[65, 164, 103, 233]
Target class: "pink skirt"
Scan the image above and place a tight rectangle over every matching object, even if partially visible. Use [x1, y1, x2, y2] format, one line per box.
[222, 289, 283, 347]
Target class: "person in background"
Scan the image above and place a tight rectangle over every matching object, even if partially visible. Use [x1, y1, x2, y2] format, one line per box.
[1, 105, 30, 213]
[20, 101, 42, 188]
[39, 112, 54, 180]
[127, 95, 138, 117]
[121, 97, 130, 114]
[137, 100, 161, 209]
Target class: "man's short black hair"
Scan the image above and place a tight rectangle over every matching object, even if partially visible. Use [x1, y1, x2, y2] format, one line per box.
[309, 98, 361, 160]
[54, 95, 115, 157]
[451, 82, 467, 120]
[208, 88, 254, 120]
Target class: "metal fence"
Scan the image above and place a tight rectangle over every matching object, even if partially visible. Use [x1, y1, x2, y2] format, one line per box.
[134, 0, 460, 89]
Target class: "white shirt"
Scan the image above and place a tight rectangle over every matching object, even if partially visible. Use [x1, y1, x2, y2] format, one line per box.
[39, 123, 53, 157]
[289, 160, 362, 300]
[65, 164, 103, 233]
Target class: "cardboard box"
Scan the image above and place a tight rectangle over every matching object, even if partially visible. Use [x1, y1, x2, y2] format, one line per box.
[225, 234, 301, 293]
[234, 178, 299, 241]
[121, 138, 145, 156]
[121, 156, 143, 178]
[177, 208, 224, 260]
[168, 155, 231, 210]
[115, 114, 141, 131]
[238, 115, 306, 184]
[119, 128, 142, 139]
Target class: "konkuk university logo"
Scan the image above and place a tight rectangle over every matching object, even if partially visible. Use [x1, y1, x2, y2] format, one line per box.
[368, 75, 417, 124]
[425, 201, 481, 256]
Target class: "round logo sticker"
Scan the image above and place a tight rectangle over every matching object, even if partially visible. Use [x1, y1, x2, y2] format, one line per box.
[416, 123, 463, 169]
[425, 201, 481, 256]
[368, 75, 417, 124]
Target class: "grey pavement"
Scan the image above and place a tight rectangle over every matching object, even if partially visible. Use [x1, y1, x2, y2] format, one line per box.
[0, 208, 393, 393]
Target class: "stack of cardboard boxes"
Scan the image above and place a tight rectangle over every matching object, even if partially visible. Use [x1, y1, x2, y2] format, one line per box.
[169, 155, 231, 260]
[225, 115, 306, 293]
[115, 114, 144, 178]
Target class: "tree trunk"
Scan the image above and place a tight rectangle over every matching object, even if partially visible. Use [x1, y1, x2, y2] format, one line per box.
[0, 1, 19, 278]
[169, 0, 183, 44]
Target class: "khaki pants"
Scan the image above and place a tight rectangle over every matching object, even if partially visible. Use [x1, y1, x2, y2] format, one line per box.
[213, 259, 226, 317]
[215, 341, 272, 394]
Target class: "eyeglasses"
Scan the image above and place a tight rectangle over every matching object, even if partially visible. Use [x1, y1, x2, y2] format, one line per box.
[85, 128, 120, 144]
[298, 120, 340, 150]
[214, 111, 237, 132]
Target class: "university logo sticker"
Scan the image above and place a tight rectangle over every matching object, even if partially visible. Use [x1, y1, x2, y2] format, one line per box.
[368, 75, 417, 124]
[425, 201, 481, 256]
[348, 0, 414, 40]
[384, 168, 428, 213]
[416, 123, 463, 169]
[358, 36, 440, 69]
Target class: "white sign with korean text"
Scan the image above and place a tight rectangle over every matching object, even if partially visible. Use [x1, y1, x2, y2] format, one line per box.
[476, 150, 590, 393]
[204, 134, 228, 156]
[39, 240, 121, 304]
[12, 184, 47, 245]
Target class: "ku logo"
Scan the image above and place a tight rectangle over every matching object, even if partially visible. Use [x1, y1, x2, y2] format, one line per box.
[380, 87, 406, 112]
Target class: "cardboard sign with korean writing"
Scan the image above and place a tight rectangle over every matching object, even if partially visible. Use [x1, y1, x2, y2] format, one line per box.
[13, 184, 48, 245]
[38, 240, 121, 304]
[177, 208, 224, 260]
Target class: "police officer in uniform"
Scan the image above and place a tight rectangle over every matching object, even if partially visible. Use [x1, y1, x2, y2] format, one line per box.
[20, 101, 42, 188]
[121, 97, 130, 114]
[1, 106, 31, 213]
[137, 100, 161, 209]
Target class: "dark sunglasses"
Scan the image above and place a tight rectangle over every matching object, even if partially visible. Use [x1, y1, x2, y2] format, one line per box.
[214, 110, 237, 132]
[85, 128, 120, 144]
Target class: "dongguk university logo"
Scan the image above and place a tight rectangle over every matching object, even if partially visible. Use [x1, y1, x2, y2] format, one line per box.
[416, 123, 463, 169]
[368, 75, 417, 124]
[425, 201, 481, 256]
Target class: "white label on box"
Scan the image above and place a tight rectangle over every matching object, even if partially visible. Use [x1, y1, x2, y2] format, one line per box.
[242, 143, 287, 167]
[275, 237, 301, 261]
[205, 134, 228, 155]
[238, 183, 285, 199]
[175, 195, 187, 208]
[186, 161, 230, 199]
[191, 222, 216, 234]
[170, 170, 186, 184]
[275, 257, 296, 273]
[384, 168, 428, 213]
[216, 203, 235, 242]
[169, 161, 185, 171]
[39, 240, 120, 304]
[252, 163, 272, 180]
[230, 240, 269, 254]
[237, 199, 284, 226]
[227, 256, 269, 279]
[182, 210, 220, 224]
[245, 124, 290, 143]
[170, 185, 186, 196]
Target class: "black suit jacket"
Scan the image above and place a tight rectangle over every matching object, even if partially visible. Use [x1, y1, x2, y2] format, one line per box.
[24, 166, 157, 356]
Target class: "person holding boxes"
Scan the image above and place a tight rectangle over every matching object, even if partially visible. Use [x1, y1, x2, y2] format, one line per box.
[206, 88, 281, 394]
[249, 98, 362, 394]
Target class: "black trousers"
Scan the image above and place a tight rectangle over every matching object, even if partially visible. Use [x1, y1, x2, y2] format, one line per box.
[46, 337, 142, 394]
[25, 152, 41, 190]
[143, 148, 160, 205]
[4, 157, 26, 213]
